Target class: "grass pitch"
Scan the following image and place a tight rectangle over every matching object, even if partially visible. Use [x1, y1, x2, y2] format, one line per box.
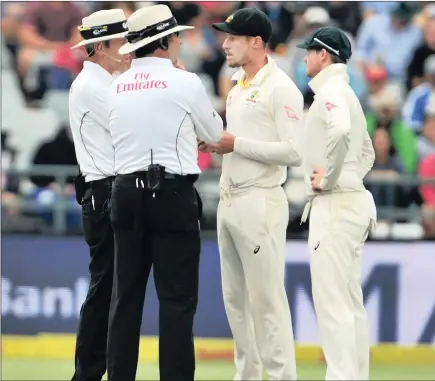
[2, 358, 435, 380]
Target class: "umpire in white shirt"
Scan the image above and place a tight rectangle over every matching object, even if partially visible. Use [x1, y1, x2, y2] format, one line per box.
[106, 5, 223, 381]
[69, 9, 130, 381]
[297, 27, 377, 380]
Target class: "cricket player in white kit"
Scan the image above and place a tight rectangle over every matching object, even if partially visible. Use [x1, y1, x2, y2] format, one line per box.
[208, 8, 303, 381]
[297, 27, 377, 380]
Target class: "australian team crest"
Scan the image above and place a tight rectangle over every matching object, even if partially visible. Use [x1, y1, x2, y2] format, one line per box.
[226, 14, 234, 23]
[250, 90, 259, 100]
[245, 90, 260, 104]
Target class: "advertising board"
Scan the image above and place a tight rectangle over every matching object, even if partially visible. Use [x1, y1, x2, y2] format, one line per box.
[2, 236, 435, 345]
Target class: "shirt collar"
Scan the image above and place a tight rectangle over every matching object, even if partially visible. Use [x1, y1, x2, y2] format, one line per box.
[308, 63, 350, 94]
[231, 55, 276, 88]
[131, 57, 173, 68]
[83, 61, 114, 84]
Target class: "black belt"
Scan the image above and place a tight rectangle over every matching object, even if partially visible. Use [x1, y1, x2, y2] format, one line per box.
[132, 171, 198, 184]
[85, 176, 115, 190]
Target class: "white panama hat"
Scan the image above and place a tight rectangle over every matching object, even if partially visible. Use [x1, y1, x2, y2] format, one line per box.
[71, 9, 128, 49]
[119, 4, 194, 55]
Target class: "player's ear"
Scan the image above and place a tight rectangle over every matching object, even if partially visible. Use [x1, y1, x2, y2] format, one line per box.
[320, 48, 329, 62]
[253, 36, 264, 49]
[95, 42, 103, 55]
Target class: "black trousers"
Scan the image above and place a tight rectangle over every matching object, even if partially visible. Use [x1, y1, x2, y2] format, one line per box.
[107, 172, 201, 381]
[72, 177, 114, 381]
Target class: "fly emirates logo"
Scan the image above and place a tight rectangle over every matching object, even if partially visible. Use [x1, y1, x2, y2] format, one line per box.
[116, 72, 168, 93]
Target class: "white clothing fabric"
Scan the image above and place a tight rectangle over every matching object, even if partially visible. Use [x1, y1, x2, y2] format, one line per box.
[218, 56, 302, 380]
[69, 61, 115, 182]
[308, 191, 376, 380]
[302, 63, 377, 380]
[303, 63, 375, 197]
[218, 187, 296, 381]
[220, 56, 303, 190]
[109, 57, 223, 175]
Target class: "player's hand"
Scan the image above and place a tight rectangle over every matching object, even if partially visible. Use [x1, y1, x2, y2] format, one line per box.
[210, 131, 235, 154]
[310, 167, 325, 193]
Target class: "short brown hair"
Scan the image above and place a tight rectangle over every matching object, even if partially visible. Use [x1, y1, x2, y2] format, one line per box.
[331, 54, 346, 64]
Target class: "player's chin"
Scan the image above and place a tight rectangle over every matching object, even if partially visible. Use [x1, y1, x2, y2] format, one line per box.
[226, 57, 239, 68]
[306, 66, 318, 79]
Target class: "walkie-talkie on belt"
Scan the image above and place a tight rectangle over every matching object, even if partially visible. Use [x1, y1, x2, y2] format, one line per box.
[146, 149, 166, 193]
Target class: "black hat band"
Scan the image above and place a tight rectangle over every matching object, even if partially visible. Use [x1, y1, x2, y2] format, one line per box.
[126, 16, 178, 44]
[79, 20, 127, 41]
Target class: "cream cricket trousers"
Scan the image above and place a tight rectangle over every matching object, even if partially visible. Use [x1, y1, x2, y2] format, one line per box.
[308, 191, 377, 380]
[217, 186, 297, 381]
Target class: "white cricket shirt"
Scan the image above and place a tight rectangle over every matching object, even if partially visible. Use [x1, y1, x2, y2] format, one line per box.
[69, 61, 114, 182]
[221, 56, 303, 190]
[303, 64, 375, 197]
[109, 57, 223, 175]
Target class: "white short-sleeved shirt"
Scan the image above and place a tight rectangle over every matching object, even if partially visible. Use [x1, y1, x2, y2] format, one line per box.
[69, 61, 114, 182]
[109, 57, 223, 175]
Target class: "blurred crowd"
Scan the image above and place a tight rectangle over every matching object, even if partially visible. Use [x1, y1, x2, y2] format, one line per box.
[1, 1, 435, 238]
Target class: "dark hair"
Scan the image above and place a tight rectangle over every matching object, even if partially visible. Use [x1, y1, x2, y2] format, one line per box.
[135, 40, 160, 58]
[85, 40, 110, 57]
[134, 34, 174, 58]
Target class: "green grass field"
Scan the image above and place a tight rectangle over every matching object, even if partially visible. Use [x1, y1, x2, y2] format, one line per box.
[2, 359, 435, 380]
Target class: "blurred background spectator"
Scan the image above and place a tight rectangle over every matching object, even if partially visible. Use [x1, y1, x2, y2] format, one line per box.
[17, 2, 83, 102]
[407, 8, 435, 89]
[403, 54, 435, 133]
[355, 3, 422, 84]
[419, 153, 435, 238]
[366, 127, 406, 212]
[1, 1, 435, 240]
[1, 131, 20, 194]
[366, 84, 417, 174]
[417, 96, 435, 160]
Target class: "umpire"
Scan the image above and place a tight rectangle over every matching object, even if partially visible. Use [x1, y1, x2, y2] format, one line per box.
[106, 5, 224, 381]
[69, 9, 130, 381]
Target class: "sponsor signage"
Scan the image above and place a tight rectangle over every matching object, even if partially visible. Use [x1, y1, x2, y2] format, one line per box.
[2, 236, 434, 344]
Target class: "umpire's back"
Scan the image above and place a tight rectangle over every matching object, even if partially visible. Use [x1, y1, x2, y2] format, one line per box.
[109, 58, 222, 175]
[106, 5, 223, 381]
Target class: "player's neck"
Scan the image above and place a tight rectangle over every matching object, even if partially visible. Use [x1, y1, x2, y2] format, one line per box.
[148, 50, 169, 60]
[146, 51, 174, 65]
[319, 62, 332, 73]
[243, 54, 268, 83]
